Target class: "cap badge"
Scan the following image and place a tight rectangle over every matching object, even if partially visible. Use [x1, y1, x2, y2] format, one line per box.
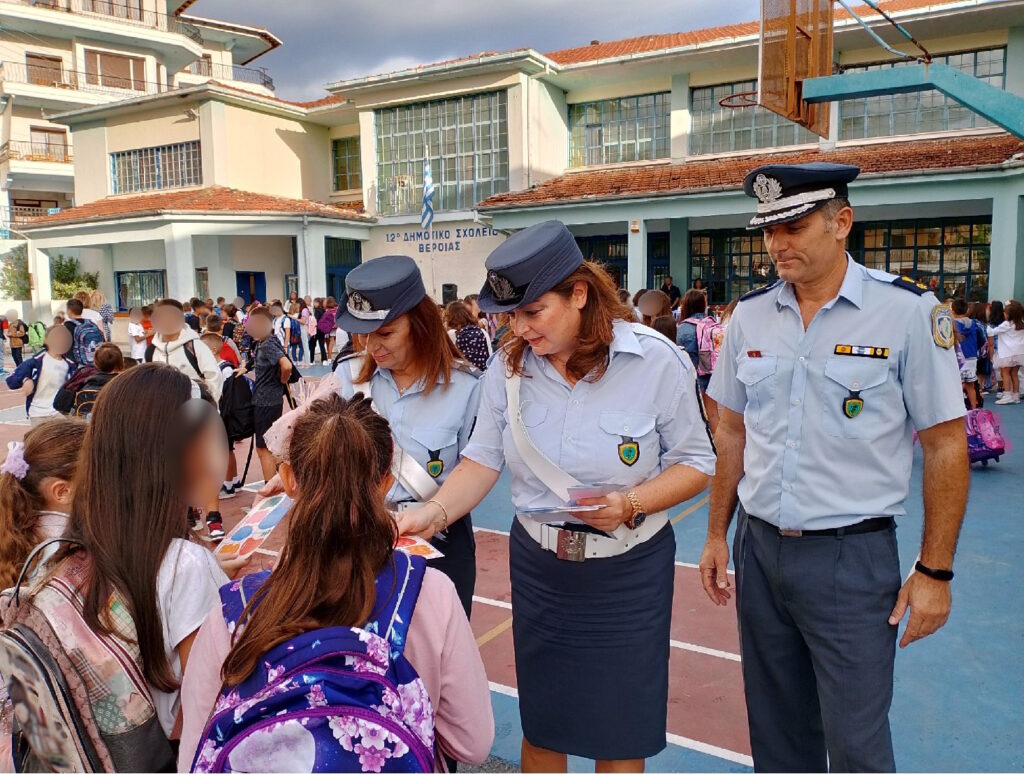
[753, 174, 784, 204]
[487, 270, 518, 302]
[349, 291, 373, 313]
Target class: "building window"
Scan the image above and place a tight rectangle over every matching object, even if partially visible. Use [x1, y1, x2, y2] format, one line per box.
[839, 48, 1006, 139]
[85, 49, 146, 91]
[573, 233, 669, 289]
[375, 90, 508, 216]
[690, 230, 775, 305]
[568, 93, 671, 168]
[689, 81, 817, 155]
[115, 270, 166, 312]
[850, 217, 991, 300]
[332, 136, 361, 191]
[25, 53, 63, 86]
[28, 127, 70, 162]
[110, 140, 202, 194]
[194, 267, 209, 300]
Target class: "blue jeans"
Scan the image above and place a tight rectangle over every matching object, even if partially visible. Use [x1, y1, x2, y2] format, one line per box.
[288, 342, 303, 362]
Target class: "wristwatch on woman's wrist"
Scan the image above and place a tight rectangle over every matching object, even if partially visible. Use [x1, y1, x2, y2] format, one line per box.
[624, 491, 647, 530]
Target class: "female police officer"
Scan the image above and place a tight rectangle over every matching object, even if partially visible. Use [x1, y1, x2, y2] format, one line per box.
[265, 255, 482, 616]
[399, 220, 716, 773]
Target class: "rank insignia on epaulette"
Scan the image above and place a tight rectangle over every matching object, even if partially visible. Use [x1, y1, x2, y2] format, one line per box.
[427, 451, 444, 478]
[618, 438, 639, 466]
[931, 305, 954, 349]
[834, 345, 890, 359]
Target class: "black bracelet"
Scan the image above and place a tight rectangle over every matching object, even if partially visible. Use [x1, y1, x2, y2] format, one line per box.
[915, 560, 954, 582]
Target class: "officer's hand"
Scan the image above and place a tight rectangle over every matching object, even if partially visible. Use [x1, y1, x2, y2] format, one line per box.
[258, 474, 284, 497]
[889, 569, 952, 648]
[698, 537, 732, 606]
[396, 504, 444, 541]
[573, 492, 631, 533]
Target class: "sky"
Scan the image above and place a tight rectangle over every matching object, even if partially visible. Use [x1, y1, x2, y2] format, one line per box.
[194, 0, 762, 100]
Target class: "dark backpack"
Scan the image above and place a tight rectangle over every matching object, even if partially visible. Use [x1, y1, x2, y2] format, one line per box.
[70, 320, 103, 366]
[191, 552, 433, 773]
[286, 317, 302, 347]
[71, 374, 116, 419]
[145, 339, 204, 381]
[218, 373, 255, 442]
[53, 366, 97, 414]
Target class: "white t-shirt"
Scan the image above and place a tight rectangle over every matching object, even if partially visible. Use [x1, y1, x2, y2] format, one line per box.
[81, 308, 103, 330]
[128, 322, 147, 360]
[272, 315, 290, 347]
[28, 355, 69, 417]
[991, 321, 1024, 360]
[151, 539, 228, 737]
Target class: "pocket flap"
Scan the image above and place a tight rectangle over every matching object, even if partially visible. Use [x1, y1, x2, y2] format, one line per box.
[409, 426, 458, 451]
[824, 357, 889, 391]
[736, 354, 777, 385]
[519, 401, 548, 428]
[598, 411, 656, 438]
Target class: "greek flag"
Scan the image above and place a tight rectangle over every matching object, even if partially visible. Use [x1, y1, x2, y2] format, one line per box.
[420, 159, 435, 230]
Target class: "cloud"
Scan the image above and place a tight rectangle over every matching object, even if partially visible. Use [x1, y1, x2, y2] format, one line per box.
[194, 0, 761, 99]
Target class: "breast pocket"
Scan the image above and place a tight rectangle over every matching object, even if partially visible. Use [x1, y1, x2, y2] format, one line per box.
[598, 410, 658, 470]
[735, 355, 777, 431]
[409, 426, 460, 479]
[822, 357, 893, 440]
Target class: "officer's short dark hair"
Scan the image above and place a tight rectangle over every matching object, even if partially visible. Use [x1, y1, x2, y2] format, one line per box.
[820, 196, 852, 225]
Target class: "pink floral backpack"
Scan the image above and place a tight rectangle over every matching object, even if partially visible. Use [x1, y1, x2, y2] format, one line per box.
[192, 551, 435, 773]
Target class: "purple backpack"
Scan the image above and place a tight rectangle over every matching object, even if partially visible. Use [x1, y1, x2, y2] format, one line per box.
[192, 552, 435, 773]
[964, 408, 1008, 466]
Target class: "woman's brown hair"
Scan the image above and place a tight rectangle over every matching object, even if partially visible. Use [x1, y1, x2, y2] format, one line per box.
[61, 364, 217, 692]
[445, 300, 478, 330]
[355, 297, 462, 396]
[0, 417, 87, 588]
[221, 394, 398, 686]
[504, 261, 635, 382]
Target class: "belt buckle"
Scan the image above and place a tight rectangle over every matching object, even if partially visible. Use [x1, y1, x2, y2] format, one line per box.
[555, 529, 587, 562]
[779, 528, 803, 537]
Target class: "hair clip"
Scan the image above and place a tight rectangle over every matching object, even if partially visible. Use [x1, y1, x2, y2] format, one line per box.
[1, 442, 29, 480]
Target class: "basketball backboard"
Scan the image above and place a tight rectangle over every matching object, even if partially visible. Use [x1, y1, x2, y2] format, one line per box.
[759, 0, 834, 138]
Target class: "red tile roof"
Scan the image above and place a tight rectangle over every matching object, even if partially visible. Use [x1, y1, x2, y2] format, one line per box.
[479, 134, 1024, 210]
[21, 187, 373, 229]
[545, 0, 973, 65]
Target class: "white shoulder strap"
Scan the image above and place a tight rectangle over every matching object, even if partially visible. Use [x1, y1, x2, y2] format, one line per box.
[505, 372, 581, 502]
[350, 357, 440, 502]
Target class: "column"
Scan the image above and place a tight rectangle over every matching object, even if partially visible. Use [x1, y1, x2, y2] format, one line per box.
[670, 73, 691, 162]
[988, 186, 1024, 301]
[627, 218, 648, 294]
[1006, 27, 1024, 98]
[27, 242, 53, 323]
[669, 217, 690, 287]
[298, 224, 328, 298]
[164, 225, 196, 300]
[198, 101, 228, 187]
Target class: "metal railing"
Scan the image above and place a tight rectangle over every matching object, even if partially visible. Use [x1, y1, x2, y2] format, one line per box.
[185, 60, 274, 90]
[0, 205, 58, 225]
[0, 140, 73, 163]
[0, 60, 165, 97]
[14, 0, 203, 43]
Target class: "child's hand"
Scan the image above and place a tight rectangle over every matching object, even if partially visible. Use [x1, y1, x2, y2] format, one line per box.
[215, 553, 252, 579]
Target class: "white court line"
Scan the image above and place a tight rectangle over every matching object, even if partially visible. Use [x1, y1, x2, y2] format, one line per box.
[473, 595, 512, 610]
[487, 681, 752, 768]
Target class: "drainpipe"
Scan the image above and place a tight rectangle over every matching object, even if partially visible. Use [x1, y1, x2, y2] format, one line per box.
[301, 214, 311, 296]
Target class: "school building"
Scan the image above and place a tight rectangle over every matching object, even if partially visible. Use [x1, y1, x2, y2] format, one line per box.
[9, 0, 1024, 319]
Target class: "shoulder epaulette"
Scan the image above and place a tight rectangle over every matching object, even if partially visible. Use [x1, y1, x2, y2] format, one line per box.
[890, 275, 930, 296]
[739, 280, 782, 302]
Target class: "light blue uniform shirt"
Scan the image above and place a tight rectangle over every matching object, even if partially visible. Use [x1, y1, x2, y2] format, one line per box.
[707, 256, 965, 530]
[461, 321, 717, 511]
[333, 357, 482, 503]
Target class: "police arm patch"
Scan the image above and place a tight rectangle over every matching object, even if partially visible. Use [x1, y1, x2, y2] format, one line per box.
[931, 305, 954, 349]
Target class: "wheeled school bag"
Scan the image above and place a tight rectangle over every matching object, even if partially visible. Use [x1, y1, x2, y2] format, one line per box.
[191, 551, 435, 773]
[965, 408, 1007, 466]
[0, 540, 175, 772]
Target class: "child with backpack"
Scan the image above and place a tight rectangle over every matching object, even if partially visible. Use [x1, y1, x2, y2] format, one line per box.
[4, 312, 27, 367]
[63, 298, 105, 367]
[677, 289, 723, 391]
[69, 343, 124, 418]
[202, 333, 244, 499]
[239, 306, 292, 484]
[5, 325, 76, 425]
[178, 394, 493, 772]
[0, 365, 230, 772]
[25, 320, 47, 354]
[147, 299, 223, 402]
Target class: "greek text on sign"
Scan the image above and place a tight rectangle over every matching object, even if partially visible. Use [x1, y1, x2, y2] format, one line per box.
[384, 226, 500, 254]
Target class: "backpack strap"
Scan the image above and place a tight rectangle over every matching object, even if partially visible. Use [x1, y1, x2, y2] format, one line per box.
[10, 537, 83, 606]
[144, 343, 155, 362]
[369, 551, 427, 657]
[182, 340, 204, 382]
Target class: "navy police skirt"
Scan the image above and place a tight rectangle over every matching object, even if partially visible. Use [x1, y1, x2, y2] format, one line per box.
[509, 518, 675, 760]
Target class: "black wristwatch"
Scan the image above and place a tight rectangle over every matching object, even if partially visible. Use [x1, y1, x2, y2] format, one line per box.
[915, 561, 954, 582]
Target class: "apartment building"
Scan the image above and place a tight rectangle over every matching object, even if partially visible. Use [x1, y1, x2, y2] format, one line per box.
[15, 0, 1024, 320]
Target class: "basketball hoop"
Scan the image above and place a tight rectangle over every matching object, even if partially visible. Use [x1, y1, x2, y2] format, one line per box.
[718, 90, 760, 109]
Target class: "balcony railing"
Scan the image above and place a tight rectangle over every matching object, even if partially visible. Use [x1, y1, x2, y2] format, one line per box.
[14, 0, 203, 43]
[0, 205, 59, 226]
[0, 140, 73, 163]
[185, 60, 274, 90]
[0, 60, 164, 97]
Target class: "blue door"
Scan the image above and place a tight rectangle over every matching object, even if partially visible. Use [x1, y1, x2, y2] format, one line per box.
[235, 271, 267, 305]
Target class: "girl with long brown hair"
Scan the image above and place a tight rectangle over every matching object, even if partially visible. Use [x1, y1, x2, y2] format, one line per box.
[263, 255, 483, 617]
[178, 394, 493, 771]
[0, 416, 86, 589]
[58, 364, 230, 740]
[398, 220, 716, 773]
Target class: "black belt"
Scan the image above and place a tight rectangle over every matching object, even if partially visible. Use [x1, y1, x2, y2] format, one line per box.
[749, 515, 894, 538]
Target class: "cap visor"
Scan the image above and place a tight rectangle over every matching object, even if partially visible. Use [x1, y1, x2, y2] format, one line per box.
[337, 309, 387, 334]
[477, 284, 527, 314]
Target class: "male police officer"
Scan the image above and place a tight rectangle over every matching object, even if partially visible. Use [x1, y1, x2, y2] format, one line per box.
[700, 163, 969, 772]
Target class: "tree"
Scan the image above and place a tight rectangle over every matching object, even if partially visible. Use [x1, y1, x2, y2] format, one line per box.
[0, 245, 30, 300]
[50, 255, 98, 301]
